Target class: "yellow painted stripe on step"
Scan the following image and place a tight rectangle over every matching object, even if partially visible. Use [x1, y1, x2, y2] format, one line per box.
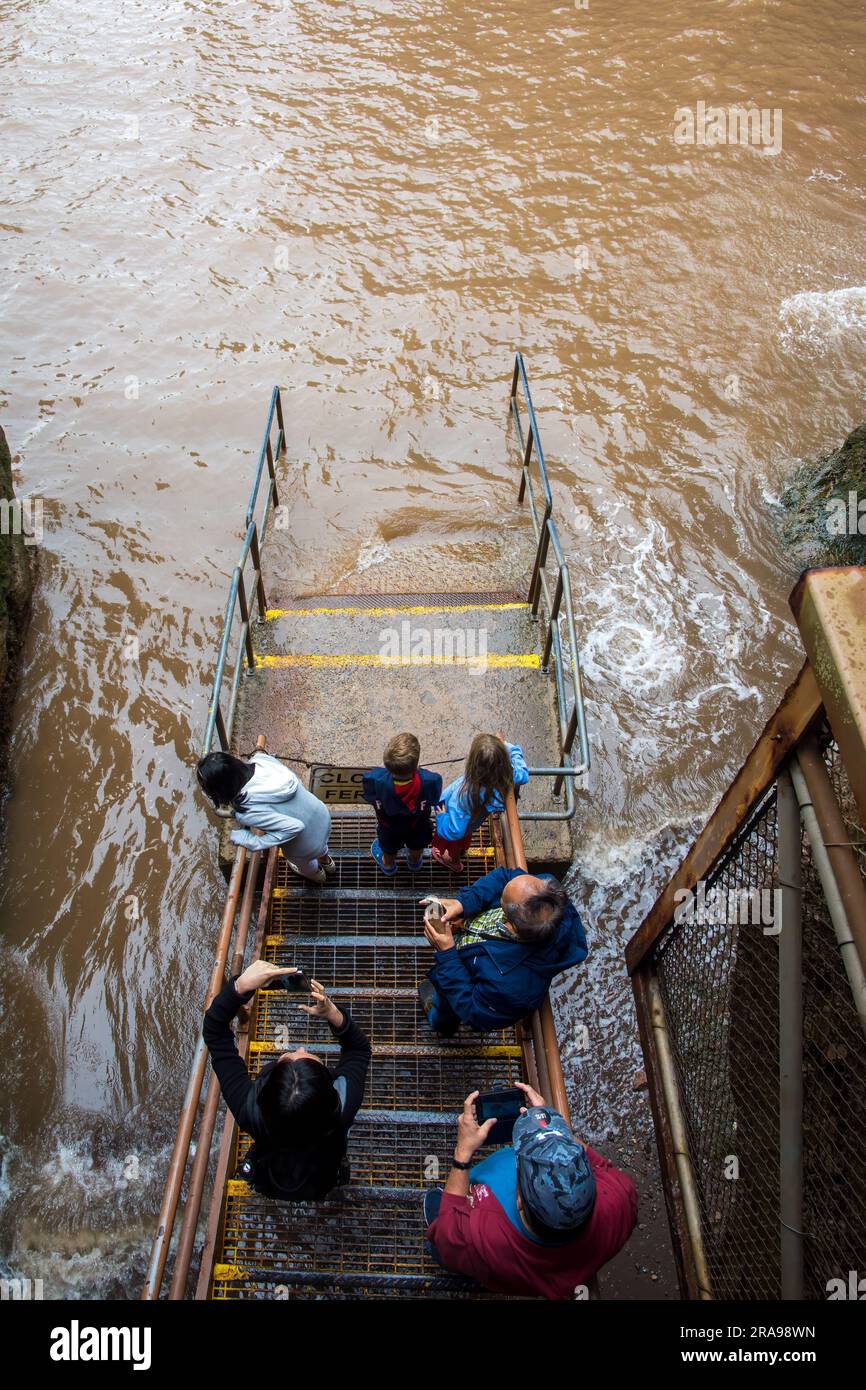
[225, 1181, 252, 1197]
[254, 653, 540, 670]
[212, 1263, 249, 1282]
[265, 603, 528, 619]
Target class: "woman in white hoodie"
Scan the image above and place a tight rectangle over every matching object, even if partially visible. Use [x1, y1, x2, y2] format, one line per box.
[197, 750, 335, 884]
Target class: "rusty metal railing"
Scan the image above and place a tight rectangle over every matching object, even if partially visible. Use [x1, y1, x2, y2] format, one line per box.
[626, 566, 866, 1300]
[147, 781, 580, 1300]
[142, 735, 270, 1300]
[510, 353, 590, 819]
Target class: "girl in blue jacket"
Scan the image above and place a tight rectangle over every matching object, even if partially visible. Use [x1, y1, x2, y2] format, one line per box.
[431, 733, 529, 872]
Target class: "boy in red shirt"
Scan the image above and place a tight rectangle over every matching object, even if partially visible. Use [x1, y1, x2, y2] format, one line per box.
[362, 732, 442, 876]
[424, 1083, 637, 1300]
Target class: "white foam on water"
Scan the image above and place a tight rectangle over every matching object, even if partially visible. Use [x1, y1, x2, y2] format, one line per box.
[583, 616, 684, 696]
[554, 813, 706, 1143]
[1, 1226, 154, 1301]
[779, 286, 866, 354]
[0, 1138, 14, 1211]
[0, 1126, 173, 1298]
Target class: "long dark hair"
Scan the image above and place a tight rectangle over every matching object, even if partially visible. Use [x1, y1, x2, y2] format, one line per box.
[459, 734, 514, 825]
[196, 751, 254, 808]
[256, 1057, 339, 1147]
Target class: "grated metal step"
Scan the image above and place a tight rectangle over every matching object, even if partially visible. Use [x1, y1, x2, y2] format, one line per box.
[252, 991, 515, 1050]
[268, 591, 525, 610]
[269, 894, 449, 936]
[277, 850, 496, 896]
[245, 1046, 522, 1112]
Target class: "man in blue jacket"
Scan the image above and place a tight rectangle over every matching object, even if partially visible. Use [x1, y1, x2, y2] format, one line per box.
[418, 867, 588, 1035]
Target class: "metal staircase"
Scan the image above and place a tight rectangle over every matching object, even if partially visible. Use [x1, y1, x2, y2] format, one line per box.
[144, 356, 586, 1301]
[205, 813, 525, 1299]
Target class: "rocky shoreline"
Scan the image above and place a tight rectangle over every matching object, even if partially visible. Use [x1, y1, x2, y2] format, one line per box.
[777, 421, 866, 568]
[0, 425, 34, 802]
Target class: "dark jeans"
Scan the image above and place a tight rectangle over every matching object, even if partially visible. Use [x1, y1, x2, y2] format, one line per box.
[423, 1186, 446, 1266]
[424, 973, 461, 1038]
[377, 818, 434, 855]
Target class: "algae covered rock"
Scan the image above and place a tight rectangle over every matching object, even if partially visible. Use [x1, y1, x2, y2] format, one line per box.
[778, 422, 866, 568]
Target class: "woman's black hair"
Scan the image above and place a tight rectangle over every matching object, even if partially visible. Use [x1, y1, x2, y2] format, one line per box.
[196, 751, 254, 808]
[256, 1057, 340, 1146]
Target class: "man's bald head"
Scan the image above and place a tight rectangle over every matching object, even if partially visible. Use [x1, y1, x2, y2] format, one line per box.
[501, 873, 569, 945]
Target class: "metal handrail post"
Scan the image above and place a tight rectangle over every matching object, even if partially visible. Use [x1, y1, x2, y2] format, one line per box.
[561, 565, 590, 772]
[237, 573, 255, 669]
[528, 511, 552, 615]
[167, 850, 262, 1299]
[501, 789, 571, 1120]
[542, 570, 563, 672]
[245, 386, 281, 529]
[142, 846, 249, 1299]
[202, 569, 242, 757]
[194, 845, 278, 1299]
[249, 524, 268, 618]
[224, 637, 247, 749]
[214, 705, 228, 754]
[508, 353, 593, 810]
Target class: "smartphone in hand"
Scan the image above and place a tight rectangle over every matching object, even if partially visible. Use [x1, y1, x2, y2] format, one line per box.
[267, 969, 313, 994]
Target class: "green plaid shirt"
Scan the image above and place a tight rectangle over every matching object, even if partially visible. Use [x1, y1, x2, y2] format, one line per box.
[456, 906, 512, 948]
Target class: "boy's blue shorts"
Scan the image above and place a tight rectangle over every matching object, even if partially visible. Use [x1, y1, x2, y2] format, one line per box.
[376, 818, 434, 855]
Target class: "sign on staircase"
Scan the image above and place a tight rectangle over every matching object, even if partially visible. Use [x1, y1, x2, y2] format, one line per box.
[309, 765, 367, 804]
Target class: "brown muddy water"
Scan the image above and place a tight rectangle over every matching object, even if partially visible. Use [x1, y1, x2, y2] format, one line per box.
[1, 0, 865, 1297]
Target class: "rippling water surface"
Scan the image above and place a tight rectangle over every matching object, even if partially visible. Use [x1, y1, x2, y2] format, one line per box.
[1, 0, 865, 1295]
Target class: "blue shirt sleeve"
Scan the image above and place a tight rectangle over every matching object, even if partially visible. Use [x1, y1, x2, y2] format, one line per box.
[435, 776, 472, 840]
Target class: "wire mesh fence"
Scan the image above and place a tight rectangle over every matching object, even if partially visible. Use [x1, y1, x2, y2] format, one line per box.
[799, 739, 866, 1299]
[645, 729, 866, 1300]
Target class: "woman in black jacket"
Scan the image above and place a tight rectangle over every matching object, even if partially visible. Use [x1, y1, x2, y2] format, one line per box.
[203, 959, 371, 1201]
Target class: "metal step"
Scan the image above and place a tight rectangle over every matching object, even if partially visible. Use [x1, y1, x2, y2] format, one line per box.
[251, 992, 515, 1050]
[211, 1180, 533, 1300]
[212, 1267, 487, 1299]
[265, 591, 525, 610]
[259, 940, 432, 990]
[277, 853, 494, 895]
[244, 1047, 522, 1111]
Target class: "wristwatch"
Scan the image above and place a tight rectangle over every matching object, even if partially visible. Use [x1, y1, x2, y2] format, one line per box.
[451, 1155, 472, 1170]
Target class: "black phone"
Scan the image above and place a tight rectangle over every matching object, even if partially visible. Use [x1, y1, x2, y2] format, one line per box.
[475, 1088, 524, 1145]
[267, 969, 313, 994]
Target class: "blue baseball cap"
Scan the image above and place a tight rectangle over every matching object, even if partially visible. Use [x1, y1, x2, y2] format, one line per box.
[513, 1106, 596, 1232]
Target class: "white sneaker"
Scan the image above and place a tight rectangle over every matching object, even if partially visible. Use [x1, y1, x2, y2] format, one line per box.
[320, 854, 337, 876]
[287, 860, 327, 885]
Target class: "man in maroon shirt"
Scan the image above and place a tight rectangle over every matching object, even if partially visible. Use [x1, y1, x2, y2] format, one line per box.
[424, 1082, 637, 1300]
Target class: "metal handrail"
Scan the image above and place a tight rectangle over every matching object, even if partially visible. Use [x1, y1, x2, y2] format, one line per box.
[510, 353, 590, 819]
[200, 363, 589, 815]
[500, 788, 572, 1120]
[142, 841, 255, 1299]
[201, 386, 285, 757]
